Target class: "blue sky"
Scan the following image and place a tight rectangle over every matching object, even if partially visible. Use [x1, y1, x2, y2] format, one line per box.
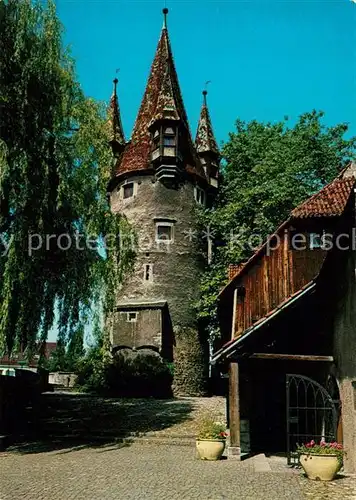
[50, 0, 356, 342]
[57, 0, 356, 144]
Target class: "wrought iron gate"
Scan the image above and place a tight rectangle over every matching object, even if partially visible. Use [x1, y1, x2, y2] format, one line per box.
[286, 374, 339, 465]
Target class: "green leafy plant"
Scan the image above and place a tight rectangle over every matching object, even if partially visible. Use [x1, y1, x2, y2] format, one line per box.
[197, 417, 228, 440]
[297, 440, 344, 467]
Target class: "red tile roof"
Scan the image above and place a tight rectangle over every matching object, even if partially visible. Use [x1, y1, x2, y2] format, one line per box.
[291, 177, 354, 219]
[195, 92, 219, 156]
[228, 264, 245, 280]
[222, 173, 355, 294]
[113, 26, 206, 182]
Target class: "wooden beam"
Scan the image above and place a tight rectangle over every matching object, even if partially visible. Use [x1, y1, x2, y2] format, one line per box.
[247, 353, 334, 362]
[228, 361, 241, 460]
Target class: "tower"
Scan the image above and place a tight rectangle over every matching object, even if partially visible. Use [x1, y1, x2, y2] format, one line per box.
[108, 9, 220, 395]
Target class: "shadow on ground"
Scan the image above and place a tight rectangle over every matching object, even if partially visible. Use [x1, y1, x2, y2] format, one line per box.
[7, 392, 194, 455]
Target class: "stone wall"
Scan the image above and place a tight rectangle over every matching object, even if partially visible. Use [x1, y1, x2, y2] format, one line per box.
[48, 372, 77, 388]
[110, 174, 207, 394]
[111, 175, 203, 325]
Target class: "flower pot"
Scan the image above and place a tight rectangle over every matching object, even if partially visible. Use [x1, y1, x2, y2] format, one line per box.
[299, 454, 340, 481]
[196, 439, 226, 461]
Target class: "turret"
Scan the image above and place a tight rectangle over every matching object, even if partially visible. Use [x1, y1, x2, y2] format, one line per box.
[195, 90, 220, 189]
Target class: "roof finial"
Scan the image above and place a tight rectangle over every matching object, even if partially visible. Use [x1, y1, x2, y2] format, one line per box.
[113, 77, 118, 96]
[203, 81, 211, 106]
[163, 7, 168, 29]
[113, 68, 120, 96]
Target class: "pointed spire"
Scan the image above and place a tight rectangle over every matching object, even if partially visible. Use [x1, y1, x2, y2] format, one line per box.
[107, 77, 125, 155]
[195, 89, 219, 156]
[115, 10, 206, 181]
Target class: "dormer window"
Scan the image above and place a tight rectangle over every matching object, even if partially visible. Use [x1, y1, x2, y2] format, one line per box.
[152, 129, 160, 161]
[163, 126, 176, 157]
[151, 125, 178, 162]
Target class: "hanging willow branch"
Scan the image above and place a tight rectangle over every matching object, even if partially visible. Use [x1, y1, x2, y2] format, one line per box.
[0, 0, 133, 355]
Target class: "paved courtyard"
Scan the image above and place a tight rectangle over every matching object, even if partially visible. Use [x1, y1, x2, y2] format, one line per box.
[1, 394, 356, 499]
[0, 443, 299, 500]
[1, 442, 356, 500]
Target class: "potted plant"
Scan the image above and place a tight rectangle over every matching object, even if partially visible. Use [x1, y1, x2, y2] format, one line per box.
[196, 417, 228, 461]
[297, 440, 344, 481]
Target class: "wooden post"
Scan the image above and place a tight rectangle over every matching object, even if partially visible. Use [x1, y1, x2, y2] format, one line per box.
[228, 361, 241, 460]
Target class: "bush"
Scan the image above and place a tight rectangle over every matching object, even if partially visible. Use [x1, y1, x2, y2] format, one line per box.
[76, 348, 173, 398]
[197, 416, 228, 440]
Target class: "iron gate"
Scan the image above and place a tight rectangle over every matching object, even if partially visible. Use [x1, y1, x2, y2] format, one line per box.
[286, 374, 339, 465]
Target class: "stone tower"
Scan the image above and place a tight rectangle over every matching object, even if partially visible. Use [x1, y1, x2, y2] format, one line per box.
[108, 9, 220, 395]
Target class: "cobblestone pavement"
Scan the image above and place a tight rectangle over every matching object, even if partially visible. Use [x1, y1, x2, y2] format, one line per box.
[268, 455, 356, 500]
[298, 473, 356, 499]
[0, 443, 304, 500]
[29, 393, 226, 445]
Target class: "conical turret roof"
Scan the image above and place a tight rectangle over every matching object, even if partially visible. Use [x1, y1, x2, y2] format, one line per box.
[195, 91, 219, 156]
[107, 78, 125, 147]
[113, 12, 206, 181]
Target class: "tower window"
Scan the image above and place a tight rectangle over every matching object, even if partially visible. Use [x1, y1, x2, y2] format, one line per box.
[123, 183, 134, 199]
[127, 312, 138, 323]
[163, 126, 177, 157]
[143, 264, 153, 282]
[156, 223, 173, 243]
[163, 136, 176, 146]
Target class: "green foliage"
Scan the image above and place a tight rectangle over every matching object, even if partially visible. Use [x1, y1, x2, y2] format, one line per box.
[76, 349, 173, 398]
[45, 326, 85, 372]
[0, 0, 133, 354]
[197, 112, 356, 335]
[197, 416, 227, 440]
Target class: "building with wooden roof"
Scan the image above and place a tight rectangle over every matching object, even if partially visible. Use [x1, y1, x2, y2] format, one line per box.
[107, 9, 220, 395]
[213, 162, 356, 471]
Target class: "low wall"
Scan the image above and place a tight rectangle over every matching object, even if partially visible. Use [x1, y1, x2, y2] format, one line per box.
[48, 372, 77, 388]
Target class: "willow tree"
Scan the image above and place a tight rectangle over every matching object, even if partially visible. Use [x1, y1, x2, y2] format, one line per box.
[0, 0, 131, 354]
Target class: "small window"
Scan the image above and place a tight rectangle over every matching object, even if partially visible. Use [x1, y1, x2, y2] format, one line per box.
[163, 136, 176, 146]
[127, 312, 138, 322]
[156, 223, 173, 243]
[143, 264, 153, 282]
[123, 183, 134, 199]
[164, 126, 175, 135]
